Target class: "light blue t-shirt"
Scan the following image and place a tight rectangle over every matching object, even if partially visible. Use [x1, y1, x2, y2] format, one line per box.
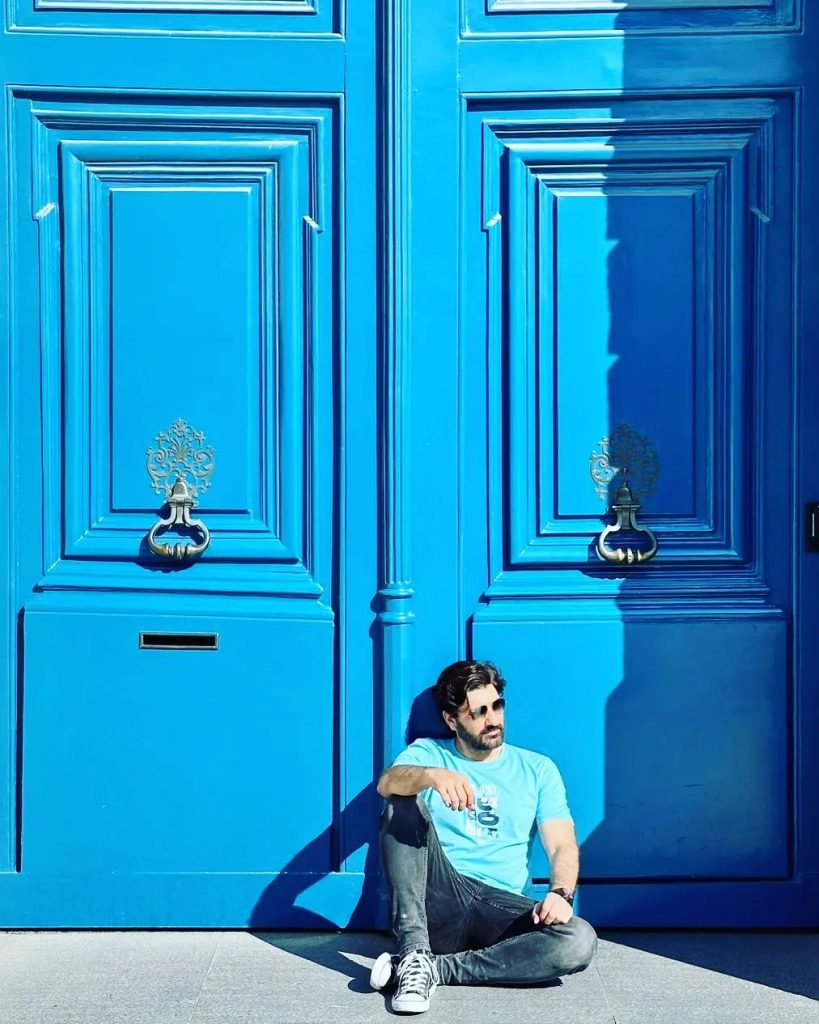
[392, 738, 572, 895]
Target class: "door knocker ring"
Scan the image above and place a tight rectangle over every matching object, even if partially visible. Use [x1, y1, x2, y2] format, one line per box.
[590, 424, 659, 565]
[145, 418, 215, 561]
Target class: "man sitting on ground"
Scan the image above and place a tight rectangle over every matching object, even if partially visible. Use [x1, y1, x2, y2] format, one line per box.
[371, 659, 597, 1014]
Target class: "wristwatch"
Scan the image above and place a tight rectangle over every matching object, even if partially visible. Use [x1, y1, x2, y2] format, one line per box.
[549, 887, 575, 906]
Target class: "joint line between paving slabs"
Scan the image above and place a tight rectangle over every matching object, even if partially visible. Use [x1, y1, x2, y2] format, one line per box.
[593, 959, 618, 1024]
[187, 933, 224, 1024]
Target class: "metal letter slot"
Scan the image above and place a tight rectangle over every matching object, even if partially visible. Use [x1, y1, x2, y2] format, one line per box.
[145, 418, 215, 560]
[139, 632, 219, 651]
[590, 424, 659, 565]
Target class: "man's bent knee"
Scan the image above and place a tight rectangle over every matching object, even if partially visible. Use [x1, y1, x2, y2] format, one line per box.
[551, 917, 597, 976]
[381, 795, 431, 822]
[380, 795, 432, 846]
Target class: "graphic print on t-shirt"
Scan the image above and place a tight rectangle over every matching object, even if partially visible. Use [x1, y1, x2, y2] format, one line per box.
[467, 783, 500, 841]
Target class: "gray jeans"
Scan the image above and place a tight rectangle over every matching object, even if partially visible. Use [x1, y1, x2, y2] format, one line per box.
[380, 795, 598, 986]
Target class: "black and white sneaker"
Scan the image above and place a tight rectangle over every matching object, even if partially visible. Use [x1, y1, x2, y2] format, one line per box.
[369, 951, 399, 992]
[391, 948, 439, 1014]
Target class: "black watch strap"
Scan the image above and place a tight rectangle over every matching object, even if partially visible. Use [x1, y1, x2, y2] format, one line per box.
[549, 887, 575, 906]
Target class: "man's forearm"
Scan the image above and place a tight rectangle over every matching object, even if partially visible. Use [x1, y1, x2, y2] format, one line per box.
[377, 765, 435, 797]
[549, 844, 580, 892]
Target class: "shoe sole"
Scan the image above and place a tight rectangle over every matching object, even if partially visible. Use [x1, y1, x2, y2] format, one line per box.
[391, 984, 436, 1014]
[369, 952, 396, 992]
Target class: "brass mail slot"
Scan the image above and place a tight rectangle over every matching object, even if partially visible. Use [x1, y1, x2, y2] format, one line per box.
[139, 632, 218, 651]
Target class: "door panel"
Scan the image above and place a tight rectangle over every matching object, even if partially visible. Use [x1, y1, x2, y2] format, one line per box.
[1, 4, 380, 925]
[24, 602, 333, 874]
[405, 0, 819, 925]
[476, 618, 788, 881]
[19, 94, 333, 590]
[462, 0, 800, 36]
[464, 94, 794, 580]
[10, 0, 340, 35]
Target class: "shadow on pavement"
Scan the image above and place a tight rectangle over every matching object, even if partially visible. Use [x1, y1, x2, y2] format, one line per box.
[599, 930, 819, 1002]
[250, 931, 385, 993]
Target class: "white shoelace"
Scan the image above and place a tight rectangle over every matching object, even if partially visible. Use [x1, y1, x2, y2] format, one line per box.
[396, 950, 437, 995]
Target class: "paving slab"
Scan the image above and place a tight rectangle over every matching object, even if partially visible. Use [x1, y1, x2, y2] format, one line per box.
[0, 930, 816, 1024]
[185, 932, 614, 1024]
[0, 932, 221, 1024]
[595, 931, 819, 1024]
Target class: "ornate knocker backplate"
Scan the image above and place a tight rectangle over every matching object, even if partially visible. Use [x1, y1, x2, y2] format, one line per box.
[146, 418, 215, 560]
[590, 424, 659, 565]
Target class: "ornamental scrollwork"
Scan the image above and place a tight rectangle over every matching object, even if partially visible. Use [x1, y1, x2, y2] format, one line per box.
[590, 423, 659, 565]
[590, 423, 659, 508]
[146, 418, 215, 507]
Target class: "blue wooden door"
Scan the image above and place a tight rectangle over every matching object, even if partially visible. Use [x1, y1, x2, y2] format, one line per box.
[402, 1, 819, 925]
[0, 5, 380, 925]
[3, 2, 818, 931]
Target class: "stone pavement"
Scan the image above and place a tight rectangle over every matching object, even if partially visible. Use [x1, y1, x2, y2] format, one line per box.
[0, 930, 817, 1024]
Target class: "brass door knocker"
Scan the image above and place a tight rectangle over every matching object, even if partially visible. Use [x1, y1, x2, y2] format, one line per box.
[595, 481, 658, 564]
[145, 418, 215, 560]
[590, 424, 659, 565]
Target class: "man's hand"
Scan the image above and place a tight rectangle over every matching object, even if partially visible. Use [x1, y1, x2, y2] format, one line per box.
[376, 764, 474, 809]
[532, 891, 573, 926]
[427, 768, 475, 811]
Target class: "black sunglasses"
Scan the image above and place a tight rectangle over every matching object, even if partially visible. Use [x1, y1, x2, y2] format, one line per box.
[462, 697, 506, 722]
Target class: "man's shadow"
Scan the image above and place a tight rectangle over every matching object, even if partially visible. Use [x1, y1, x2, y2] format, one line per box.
[248, 782, 381, 992]
[248, 688, 447, 992]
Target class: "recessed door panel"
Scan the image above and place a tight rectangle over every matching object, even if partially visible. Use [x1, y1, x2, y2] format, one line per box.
[474, 618, 789, 881]
[462, 0, 799, 36]
[18, 95, 335, 589]
[23, 605, 334, 874]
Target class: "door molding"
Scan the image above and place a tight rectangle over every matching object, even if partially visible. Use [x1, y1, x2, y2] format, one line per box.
[377, 0, 414, 761]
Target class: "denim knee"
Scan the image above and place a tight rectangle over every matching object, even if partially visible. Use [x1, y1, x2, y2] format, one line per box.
[380, 795, 432, 847]
[381, 795, 431, 824]
[551, 917, 597, 975]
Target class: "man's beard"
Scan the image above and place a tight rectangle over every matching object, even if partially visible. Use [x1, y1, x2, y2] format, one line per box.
[455, 721, 504, 753]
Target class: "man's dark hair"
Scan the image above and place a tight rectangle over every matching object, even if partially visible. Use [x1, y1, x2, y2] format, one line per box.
[433, 660, 507, 718]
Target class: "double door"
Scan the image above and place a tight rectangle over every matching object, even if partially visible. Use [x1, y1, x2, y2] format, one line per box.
[1, 1, 818, 926]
